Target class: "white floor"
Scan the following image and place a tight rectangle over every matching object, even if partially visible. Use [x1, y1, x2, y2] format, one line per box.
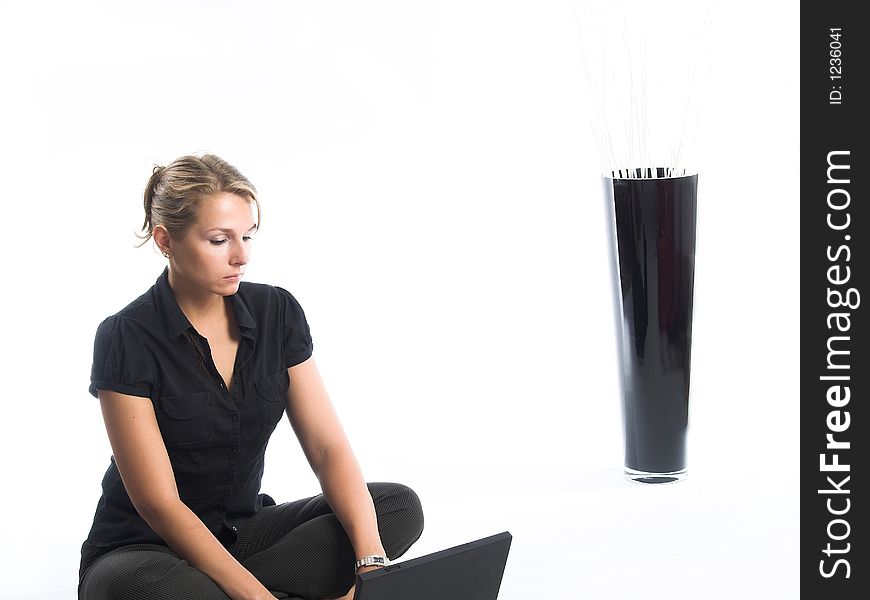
[406, 465, 799, 599]
[6, 457, 798, 600]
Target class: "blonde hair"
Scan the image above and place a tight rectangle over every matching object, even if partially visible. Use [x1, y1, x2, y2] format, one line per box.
[135, 153, 261, 248]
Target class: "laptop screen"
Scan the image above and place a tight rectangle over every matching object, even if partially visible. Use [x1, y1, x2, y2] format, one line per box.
[354, 531, 512, 600]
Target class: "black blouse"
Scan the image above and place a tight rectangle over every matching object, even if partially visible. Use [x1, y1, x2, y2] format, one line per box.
[79, 266, 314, 582]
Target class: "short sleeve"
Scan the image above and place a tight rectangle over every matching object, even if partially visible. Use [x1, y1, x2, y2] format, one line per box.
[88, 315, 154, 399]
[275, 285, 314, 369]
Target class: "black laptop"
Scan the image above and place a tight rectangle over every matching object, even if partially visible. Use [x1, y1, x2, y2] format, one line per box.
[352, 531, 512, 600]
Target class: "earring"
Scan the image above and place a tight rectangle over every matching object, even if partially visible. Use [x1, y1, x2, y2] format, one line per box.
[162, 251, 171, 259]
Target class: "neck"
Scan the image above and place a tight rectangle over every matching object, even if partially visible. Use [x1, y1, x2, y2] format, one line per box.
[167, 267, 228, 331]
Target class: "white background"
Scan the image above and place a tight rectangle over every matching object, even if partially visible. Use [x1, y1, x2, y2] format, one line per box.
[0, 1, 799, 598]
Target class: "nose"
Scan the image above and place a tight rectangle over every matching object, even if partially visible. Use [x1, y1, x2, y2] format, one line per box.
[232, 238, 250, 267]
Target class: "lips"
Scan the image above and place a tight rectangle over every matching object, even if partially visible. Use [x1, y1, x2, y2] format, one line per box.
[225, 273, 242, 278]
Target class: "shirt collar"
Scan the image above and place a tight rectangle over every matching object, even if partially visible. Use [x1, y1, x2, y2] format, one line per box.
[155, 266, 256, 340]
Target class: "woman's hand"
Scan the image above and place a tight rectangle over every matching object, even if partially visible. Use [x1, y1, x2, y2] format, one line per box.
[356, 564, 385, 576]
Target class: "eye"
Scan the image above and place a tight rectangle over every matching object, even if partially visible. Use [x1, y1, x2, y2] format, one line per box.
[210, 236, 254, 246]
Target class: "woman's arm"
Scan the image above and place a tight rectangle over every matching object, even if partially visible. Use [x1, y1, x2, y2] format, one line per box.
[285, 357, 387, 563]
[98, 389, 276, 600]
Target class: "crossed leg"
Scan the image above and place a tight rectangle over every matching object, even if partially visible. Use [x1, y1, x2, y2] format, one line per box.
[235, 482, 424, 599]
[79, 482, 424, 600]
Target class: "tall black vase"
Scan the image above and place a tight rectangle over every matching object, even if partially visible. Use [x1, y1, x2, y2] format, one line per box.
[603, 172, 698, 483]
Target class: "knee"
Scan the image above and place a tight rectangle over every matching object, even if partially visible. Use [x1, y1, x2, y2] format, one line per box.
[398, 484, 424, 543]
[79, 550, 149, 599]
[371, 482, 424, 549]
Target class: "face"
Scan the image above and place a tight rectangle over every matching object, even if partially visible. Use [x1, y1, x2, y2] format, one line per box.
[158, 192, 257, 297]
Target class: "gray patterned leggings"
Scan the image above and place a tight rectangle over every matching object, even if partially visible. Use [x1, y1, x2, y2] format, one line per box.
[78, 482, 424, 600]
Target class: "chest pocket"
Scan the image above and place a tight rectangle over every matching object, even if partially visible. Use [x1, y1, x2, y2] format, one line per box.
[255, 370, 289, 433]
[156, 391, 215, 449]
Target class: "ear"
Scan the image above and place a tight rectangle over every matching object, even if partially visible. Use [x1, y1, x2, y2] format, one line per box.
[153, 225, 171, 254]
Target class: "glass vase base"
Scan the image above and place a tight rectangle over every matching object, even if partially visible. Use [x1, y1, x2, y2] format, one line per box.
[624, 467, 687, 484]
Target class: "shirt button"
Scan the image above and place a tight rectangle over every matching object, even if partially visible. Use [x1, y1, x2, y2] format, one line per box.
[232, 447, 239, 454]
[232, 525, 238, 532]
[233, 413, 240, 422]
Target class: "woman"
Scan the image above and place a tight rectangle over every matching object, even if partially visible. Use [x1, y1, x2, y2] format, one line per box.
[78, 154, 424, 600]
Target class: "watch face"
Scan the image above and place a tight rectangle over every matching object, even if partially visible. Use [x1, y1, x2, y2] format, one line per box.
[357, 556, 386, 567]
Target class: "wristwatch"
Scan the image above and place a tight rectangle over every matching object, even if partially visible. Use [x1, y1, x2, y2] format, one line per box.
[355, 555, 388, 570]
